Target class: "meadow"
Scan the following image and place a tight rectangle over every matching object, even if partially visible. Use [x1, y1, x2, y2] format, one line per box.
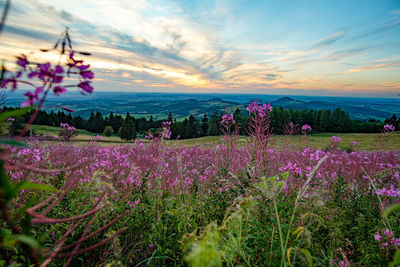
[30, 124, 400, 151]
[2, 108, 400, 266]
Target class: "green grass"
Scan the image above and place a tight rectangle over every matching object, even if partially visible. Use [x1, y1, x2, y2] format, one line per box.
[168, 132, 400, 151]
[30, 125, 400, 151]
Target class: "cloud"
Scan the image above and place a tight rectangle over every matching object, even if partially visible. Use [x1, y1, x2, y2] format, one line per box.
[346, 61, 400, 73]
[311, 30, 348, 49]
[0, 0, 398, 96]
[349, 18, 400, 42]
[3, 24, 55, 41]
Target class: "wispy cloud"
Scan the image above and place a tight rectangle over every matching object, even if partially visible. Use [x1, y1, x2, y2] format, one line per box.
[0, 0, 398, 96]
[311, 30, 348, 49]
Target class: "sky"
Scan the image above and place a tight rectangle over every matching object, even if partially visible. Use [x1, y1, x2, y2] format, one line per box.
[0, 0, 399, 97]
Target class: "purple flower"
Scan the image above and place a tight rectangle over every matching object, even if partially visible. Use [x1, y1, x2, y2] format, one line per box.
[78, 64, 90, 71]
[7, 117, 15, 122]
[16, 54, 28, 69]
[38, 63, 50, 74]
[55, 65, 63, 74]
[78, 81, 94, 94]
[28, 63, 63, 83]
[21, 87, 43, 107]
[221, 113, 235, 124]
[380, 242, 389, 248]
[247, 102, 271, 117]
[374, 232, 382, 242]
[2, 78, 18, 90]
[331, 136, 340, 143]
[352, 141, 358, 145]
[81, 70, 94, 80]
[384, 124, 395, 132]
[391, 238, 400, 246]
[53, 86, 67, 96]
[301, 124, 312, 131]
[383, 229, 394, 238]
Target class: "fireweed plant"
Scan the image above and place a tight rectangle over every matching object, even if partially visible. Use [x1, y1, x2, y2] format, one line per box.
[0, 29, 128, 266]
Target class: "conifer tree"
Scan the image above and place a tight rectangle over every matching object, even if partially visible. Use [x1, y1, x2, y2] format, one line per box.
[118, 114, 136, 141]
[200, 113, 209, 136]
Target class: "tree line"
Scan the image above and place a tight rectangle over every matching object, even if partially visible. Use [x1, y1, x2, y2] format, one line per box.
[2, 106, 399, 140]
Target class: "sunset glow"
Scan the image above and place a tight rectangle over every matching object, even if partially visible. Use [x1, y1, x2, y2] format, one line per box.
[0, 0, 399, 96]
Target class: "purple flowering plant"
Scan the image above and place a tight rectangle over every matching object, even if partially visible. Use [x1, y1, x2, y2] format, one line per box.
[0, 26, 129, 266]
[1, 28, 94, 138]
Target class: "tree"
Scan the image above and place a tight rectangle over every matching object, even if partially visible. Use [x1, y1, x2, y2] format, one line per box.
[103, 125, 114, 137]
[87, 111, 96, 132]
[200, 114, 209, 136]
[185, 114, 198, 138]
[93, 112, 105, 133]
[167, 112, 173, 122]
[109, 113, 124, 133]
[118, 114, 136, 141]
[207, 112, 220, 136]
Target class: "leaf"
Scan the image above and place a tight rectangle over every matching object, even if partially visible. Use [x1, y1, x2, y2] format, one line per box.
[0, 228, 12, 237]
[0, 160, 15, 200]
[383, 204, 400, 219]
[390, 249, 400, 267]
[281, 172, 290, 180]
[292, 226, 305, 240]
[0, 107, 33, 123]
[0, 139, 27, 147]
[300, 248, 313, 267]
[11, 234, 39, 248]
[287, 247, 293, 265]
[178, 221, 184, 233]
[14, 181, 57, 193]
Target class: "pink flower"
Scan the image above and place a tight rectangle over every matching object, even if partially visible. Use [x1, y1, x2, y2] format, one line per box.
[21, 87, 43, 107]
[81, 70, 94, 80]
[374, 232, 382, 242]
[16, 54, 28, 69]
[78, 81, 94, 94]
[246, 102, 272, 117]
[221, 113, 235, 124]
[383, 229, 394, 238]
[53, 86, 67, 95]
[384, 124, 395, 132]
[301, 124, 312, 131]
[331, 136, 340, 143]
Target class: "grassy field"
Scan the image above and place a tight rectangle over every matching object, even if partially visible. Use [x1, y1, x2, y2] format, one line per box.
[30, 124, 400, 150]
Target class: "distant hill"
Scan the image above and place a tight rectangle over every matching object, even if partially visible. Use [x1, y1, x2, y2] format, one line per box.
[4, 91, 399, 120]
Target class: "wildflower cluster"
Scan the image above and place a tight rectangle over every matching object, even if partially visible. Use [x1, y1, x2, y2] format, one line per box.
[146, 121, 172, 140]
[375, 229, 400, 248]
[384, 124, 395, 132]
[2, 29, 94, 109]
[161, 121, 172, 140]
[331, 136, 341, 143]
[221, 113, 235, 125]
[246, 102, 272, 117]
[59, 122, 77, 142]
[377, 184, 400, 198]
[301, 124, 312, 135]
